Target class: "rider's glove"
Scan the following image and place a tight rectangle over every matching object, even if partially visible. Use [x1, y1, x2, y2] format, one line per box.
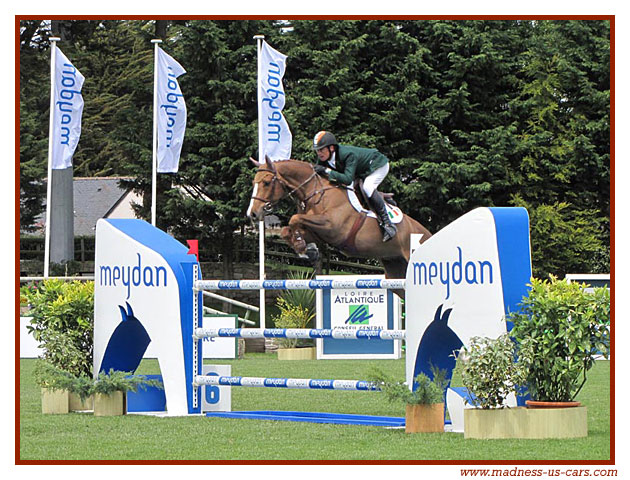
[314, 165, 328, 176]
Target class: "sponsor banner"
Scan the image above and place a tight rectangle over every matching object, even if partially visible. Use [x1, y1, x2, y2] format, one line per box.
[316, 275, 401, 359]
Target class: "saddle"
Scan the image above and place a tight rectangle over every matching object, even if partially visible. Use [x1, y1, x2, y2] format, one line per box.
[351, 179, 398, 209]
[337, 180, 398, 254]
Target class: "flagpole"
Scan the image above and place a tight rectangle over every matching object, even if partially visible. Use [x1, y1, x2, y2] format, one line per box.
[151, 39, 162, 226]
[43, 37, 61, 278]
[254, 34, 266, 329]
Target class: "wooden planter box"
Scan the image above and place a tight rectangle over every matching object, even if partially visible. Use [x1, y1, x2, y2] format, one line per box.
[69, 393, 93, 411]
[464, 406, 587, 439]
[277, 347, 316, 360]
[94, 391, 127, 416]
[41, 388, 69, 414]
[405, 403, 444, 433]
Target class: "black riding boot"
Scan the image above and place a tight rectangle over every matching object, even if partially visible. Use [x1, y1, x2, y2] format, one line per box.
[369, 191, 397, 242]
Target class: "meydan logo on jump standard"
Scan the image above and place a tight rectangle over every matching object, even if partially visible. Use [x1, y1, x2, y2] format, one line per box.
[99, 253, 168, 300]
[412, 246, 494, 299]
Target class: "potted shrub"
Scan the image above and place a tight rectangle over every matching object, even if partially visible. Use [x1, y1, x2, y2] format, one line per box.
[92, 369, 163, 416]
[272, 271, 316, 360]
[370, 368, 447, 433]
[22, 279, 95, 412]
[509, 275, 610, 405]
[459, 333, 533, 438]
[34, 362, 163, 416]
[33, 361, 76, 414]
[460, 333, 529, 410]
[461, 276, 609, 439]
[23, 279, 164, 415]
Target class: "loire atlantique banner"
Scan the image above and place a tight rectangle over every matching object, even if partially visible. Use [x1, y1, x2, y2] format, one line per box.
[316, 275, 401, 359]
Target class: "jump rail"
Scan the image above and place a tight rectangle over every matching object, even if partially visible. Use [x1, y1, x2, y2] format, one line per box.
[202, 306, 256, 326]
[194, 278, 406, 291]
[194, 375, 378, 391]
[193, 327, 406, 341]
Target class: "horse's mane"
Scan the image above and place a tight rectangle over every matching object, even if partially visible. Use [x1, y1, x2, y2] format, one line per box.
[274, 158, 317, 174]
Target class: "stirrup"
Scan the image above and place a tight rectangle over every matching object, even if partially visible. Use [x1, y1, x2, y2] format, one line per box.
[382, 224, 397, 242]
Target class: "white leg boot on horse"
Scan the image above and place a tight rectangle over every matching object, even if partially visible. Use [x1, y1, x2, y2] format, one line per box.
[369, 191, 397, 242]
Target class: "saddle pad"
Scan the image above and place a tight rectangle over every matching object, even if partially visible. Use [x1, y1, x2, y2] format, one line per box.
[346, 189, 404, 224]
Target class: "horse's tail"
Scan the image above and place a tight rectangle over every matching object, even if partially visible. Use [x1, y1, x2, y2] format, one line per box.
[405, 213, 432, 239]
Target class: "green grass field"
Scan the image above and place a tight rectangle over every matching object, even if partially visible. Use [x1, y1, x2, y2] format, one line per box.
[18, 355, 611, 462]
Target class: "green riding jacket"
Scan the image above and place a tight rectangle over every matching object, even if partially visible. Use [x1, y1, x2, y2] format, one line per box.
[317, 144, 389, 185]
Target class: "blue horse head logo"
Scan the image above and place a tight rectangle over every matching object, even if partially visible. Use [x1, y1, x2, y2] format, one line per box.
[100, 302, 151, 374]
[413, 304, 463, 387]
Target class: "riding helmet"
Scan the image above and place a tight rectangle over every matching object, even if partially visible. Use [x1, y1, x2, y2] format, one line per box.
[313, 131, 337, 150]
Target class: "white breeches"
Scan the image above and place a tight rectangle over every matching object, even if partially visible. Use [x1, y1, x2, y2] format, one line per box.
[361, 163, 389, 198]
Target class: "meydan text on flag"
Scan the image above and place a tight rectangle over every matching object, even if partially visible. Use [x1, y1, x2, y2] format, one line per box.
[51, 45, 85, 170]
[156, 46, 187, 173]
[258, 40, 292, 161]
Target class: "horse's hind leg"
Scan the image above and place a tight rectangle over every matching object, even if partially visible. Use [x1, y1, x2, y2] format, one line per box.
[380, 257, 409, 299]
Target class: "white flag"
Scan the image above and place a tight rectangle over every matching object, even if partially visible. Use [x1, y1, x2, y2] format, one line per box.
[259, 40, 292, 162]
[51, 46, 84, 170]
[156, 47, 187, 173]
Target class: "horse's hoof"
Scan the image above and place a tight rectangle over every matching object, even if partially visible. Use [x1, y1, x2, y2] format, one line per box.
[305, 243, 320, 263]
[293, 239, 307, 251]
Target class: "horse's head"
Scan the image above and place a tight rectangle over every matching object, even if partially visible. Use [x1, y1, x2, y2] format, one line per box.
[246, 157, 286, 221]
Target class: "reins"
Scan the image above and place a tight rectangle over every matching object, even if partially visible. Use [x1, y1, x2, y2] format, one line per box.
[252, 165, 334, 211]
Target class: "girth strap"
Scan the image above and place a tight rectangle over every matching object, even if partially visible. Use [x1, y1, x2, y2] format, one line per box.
[337, 211, 368, 255]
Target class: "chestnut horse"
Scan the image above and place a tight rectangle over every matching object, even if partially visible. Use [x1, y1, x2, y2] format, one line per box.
[246, 158, 432, 287]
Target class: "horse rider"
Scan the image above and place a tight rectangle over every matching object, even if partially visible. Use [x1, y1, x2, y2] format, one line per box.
[312, 131, 397, 242]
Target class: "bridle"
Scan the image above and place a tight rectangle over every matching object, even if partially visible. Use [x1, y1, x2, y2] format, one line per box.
[251, 166, 333, 213]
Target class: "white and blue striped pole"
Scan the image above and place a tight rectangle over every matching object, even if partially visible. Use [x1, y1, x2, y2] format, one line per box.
[193, 327, 406, 341]
[194, 278, 406, 291]
[194, 375, 378, 391]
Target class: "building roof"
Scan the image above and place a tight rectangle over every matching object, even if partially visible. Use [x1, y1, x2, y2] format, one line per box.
[27, 177, 135, 237]
[73, 177, 133, 236]
[28, 177, 280, 237]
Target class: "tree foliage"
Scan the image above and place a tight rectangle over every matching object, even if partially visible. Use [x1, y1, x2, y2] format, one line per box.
[19, 19, 610, 278]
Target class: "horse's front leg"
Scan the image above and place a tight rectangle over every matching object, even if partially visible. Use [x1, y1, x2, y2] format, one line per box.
[288, 213, 333, 235]
[288, 213, 338, 262]
[280, 224, 320, 263]
[280, 226, 308, 254]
